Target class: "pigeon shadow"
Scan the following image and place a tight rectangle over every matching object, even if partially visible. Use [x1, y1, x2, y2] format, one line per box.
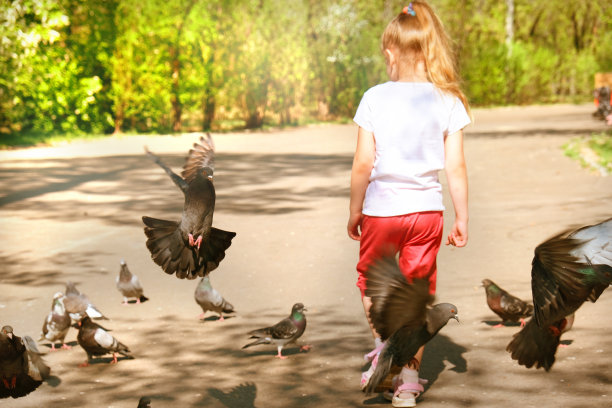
[82, 355, 134, 365]
[124, 298, 150, 304]
[41, 340, 78, 350]
[43, 375, 62, 387]
[482, 320, 522, 327]
[200, 315, 237, 322]
[420, 333, 468, 388]
[206, 382, 258, 408]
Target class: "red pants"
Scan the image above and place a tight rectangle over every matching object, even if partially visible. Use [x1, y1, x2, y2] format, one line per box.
[356, 211, 444, 297]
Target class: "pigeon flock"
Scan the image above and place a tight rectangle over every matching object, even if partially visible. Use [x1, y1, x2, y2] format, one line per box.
[0, 134, 309, 405]
[1, 133, 611, 405]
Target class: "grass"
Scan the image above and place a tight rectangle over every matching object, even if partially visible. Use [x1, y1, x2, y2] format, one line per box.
[563, 130, 612, 175]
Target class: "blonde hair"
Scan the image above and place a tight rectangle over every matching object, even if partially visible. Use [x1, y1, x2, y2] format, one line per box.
[382, 1, 470, 116]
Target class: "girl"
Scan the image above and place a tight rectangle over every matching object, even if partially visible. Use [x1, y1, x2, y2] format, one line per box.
[347, 2, 470, 407]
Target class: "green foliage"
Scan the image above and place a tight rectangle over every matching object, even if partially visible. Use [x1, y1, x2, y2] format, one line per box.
[2, 0, 612, 144]
[563, 131, 612, 175]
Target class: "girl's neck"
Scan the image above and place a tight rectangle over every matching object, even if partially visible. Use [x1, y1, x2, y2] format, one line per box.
[396, 60, 428, 82]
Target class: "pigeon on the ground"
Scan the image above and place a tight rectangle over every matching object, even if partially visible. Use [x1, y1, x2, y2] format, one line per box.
[143, 134, 236, 280]
[481, 279, 533, 327]
[76, 316, 132, 366]
[63, 281, 107, 322]
[242, 303, 309, 359]
[116, 260, 149, 304]
[195, 276, 235, 321]
[363, 256, 459, 394]
[39, 292, 72, 350]
[0, 326, 50, 399]
[507, 218, 612, 371]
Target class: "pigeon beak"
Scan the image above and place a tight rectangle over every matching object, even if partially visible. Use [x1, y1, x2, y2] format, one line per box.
[453, 315, 460, 324]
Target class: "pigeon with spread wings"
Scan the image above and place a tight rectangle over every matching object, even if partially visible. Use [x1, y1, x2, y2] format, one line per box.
[507, 218, 612, 371]
[364, 256, 458, 394]
[143, 134, 236, 279]
[0, 326, 50, 399]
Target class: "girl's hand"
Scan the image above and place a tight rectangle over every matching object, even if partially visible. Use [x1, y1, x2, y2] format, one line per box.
[347, 212, 363, 241]
[446, 219, 468, 247]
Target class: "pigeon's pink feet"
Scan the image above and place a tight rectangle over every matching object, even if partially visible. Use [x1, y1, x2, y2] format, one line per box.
[217, 315, 225, 322]
[49, 344, 58, 352]
[136, 298, 141, 304]
[520, 319, 526, 328]
[61, 343, 72, 350]
[198, 313, 205, 319]
[300, 344, 312, 352]
[493, 323, 505, 328]
[275, 352, 288, 360]
[188, 234, 203, 249]
[78, 361, 90, 367]
[110, 353, 118, 364]
[559, 343, 570, 348]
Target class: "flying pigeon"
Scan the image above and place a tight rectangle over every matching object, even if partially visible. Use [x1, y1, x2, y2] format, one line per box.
[76, 316, 132, 367]
[40, 292, 72, 350]
[481, 279, 533, 327]
[194, 276, 235, 321]
[142, 134, 236, 279]
[0, 326, 50, 399]
[507, 218, 612, 371]
[363, 256, 459, 394]
[116, 260, 149, 304]
[242, 303, 309, 359]
[63, 281, 107, 322]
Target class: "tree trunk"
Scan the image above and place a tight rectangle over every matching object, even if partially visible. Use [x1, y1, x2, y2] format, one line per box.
[170, 45, 182, 133]
[505, 0, 514, 57]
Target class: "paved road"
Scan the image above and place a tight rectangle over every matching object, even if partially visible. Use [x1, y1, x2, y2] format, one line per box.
[1, 103, 611, 407]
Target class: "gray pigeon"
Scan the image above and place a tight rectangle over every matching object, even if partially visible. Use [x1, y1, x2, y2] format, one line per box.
[142, 134, 236, 279]
[76, 316, 132, 367]
[194, 276, 235, 321]
[39, 292, 72, 350]
[116, 260, 149, 304]
[507, 218, 612, 371]
[0, 326, 50, 399]
[63, 281, 107, 322]
[242, 303, 309, 359]
[363, 256, 459, 394]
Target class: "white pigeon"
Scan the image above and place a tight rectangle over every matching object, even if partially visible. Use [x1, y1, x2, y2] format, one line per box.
[39, 292, 72, 350]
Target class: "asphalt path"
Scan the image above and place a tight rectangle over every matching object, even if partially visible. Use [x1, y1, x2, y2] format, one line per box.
[1, 103, 611, 407]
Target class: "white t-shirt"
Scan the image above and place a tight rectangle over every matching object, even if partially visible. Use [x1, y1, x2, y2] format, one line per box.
[353, 81, 471, 217]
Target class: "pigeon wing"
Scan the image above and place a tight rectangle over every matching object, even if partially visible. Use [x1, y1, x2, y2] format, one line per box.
[364, 255, 433, 340]
[145, 147, 189, 194]
[250, 318, 297, 341]
[531, 231, 589, 325]
[182, 134, 215, 183]
[93, 328, 116, 349]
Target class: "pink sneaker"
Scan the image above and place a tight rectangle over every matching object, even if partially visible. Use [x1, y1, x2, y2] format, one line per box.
[383, 375, 428, 407]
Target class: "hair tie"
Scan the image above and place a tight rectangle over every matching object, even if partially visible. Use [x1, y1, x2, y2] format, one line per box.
[402, 3, 416, 16]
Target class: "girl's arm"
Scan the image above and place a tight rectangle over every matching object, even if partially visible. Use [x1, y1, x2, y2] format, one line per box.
[348, 126, 375, 241]
[444, 129, 468, 247]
